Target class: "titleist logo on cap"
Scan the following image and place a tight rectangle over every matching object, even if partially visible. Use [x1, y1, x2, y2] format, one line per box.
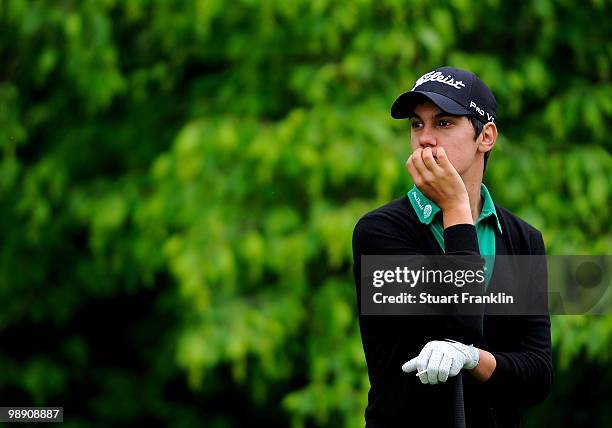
[411, 71, 466, 91]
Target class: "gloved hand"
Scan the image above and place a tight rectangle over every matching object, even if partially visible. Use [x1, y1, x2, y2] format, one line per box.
[401, 339, 480, 384]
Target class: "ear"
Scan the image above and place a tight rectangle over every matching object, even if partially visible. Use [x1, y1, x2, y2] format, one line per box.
[478, 122, 497, 154]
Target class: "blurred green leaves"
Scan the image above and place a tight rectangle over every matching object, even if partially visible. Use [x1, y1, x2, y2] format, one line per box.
[0, 0, 611, 426]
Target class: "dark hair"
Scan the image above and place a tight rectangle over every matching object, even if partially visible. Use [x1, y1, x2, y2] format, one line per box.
[468, 116, 490, 173]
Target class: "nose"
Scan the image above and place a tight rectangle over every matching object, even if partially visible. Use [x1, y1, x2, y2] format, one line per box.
[418, 126, 437, 149]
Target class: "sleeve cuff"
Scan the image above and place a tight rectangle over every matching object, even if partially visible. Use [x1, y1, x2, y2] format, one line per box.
[443, 223, 480, 255]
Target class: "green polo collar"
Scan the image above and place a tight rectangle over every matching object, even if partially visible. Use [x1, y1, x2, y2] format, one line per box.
[407, 183, 502, 233]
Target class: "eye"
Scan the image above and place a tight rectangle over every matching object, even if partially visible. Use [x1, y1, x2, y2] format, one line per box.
[410, 120, 423, 129]
[438, 119, 452, 127]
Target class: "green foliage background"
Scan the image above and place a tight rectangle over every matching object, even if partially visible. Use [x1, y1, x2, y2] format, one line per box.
[1, 0, 611, 426]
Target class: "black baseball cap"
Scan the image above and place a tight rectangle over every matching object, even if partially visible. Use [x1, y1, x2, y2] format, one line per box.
[391, 66, 497, 124]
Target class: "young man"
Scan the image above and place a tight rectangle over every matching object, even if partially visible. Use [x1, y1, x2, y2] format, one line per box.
[352, 67, 552, 427]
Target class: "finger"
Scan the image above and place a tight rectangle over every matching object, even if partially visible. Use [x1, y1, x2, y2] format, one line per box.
[418, 370, 429, 384]
[406, 154, 418, 182]
[431, 147, 441, 163]
[427, 349, 443, 385]
[416, 345, 433, 373]
[438, 355, 453, 383]
[416, 345, 433, 384]
[433, 147, 455, 172]
[421, 147, 440, 172]
[449, 357, 463, 377]
[402, 358, 417, 373]
[411, 148, 432, 181]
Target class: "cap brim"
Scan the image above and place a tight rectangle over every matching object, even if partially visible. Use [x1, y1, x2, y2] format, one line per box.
[391, 91, 471, 119]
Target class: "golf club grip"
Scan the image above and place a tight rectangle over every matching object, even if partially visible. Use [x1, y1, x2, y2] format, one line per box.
[453, 372, 466, 428]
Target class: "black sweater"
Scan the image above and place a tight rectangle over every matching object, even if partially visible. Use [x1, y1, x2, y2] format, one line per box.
[352, 196, 553, 428]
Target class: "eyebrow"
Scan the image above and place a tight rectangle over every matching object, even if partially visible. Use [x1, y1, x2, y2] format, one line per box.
[410, 112, 463, 120]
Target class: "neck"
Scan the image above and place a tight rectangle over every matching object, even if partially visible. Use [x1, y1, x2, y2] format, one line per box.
[461, 163, 484, 223]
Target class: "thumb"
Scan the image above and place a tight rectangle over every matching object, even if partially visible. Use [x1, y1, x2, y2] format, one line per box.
[402, 358, 417, 373]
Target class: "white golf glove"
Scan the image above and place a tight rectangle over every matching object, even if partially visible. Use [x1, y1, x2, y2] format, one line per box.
[401, 339, 480, 385]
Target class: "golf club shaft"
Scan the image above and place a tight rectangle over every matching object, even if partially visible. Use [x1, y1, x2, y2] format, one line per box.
[453, 372, 466, 428]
